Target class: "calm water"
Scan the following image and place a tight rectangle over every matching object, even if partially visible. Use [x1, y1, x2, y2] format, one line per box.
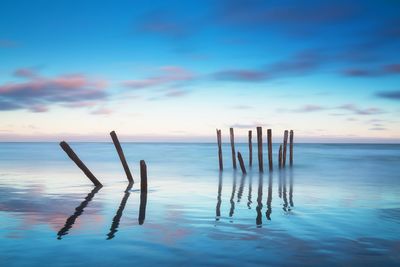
[0, 143, 399, 266]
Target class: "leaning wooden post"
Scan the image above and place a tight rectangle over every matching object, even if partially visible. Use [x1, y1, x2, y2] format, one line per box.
[282, 130, 288, 167]
[230, 128, 237, 169]
[140, 160, 147, 193]
[290, 130, 294, 166]
[237, 152, 247, 174]
[267, 129, 273, 171]
[278, 144, 283, 168]
[248, 130, 252, 167]
[110, 131, 133, 183]
[59, 141, 102, 187]
[256, 127, 263, 172]
[216, 129, 223, 171]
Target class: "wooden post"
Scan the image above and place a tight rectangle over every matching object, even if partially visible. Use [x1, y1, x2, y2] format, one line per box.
[248, 130, 252, 167]
[290, 130, 294, 166]
[216, 129, 223, 171]
[278, 144, 283, 168]
[138, 191, 147, 225]
[110, 131, 133, 183]
[59, 141, 102, 187]
[267, 129, 273, 171]
[257, 127, 263, 172]
[282, 130, 288, 167]
[237, 152, 247, 174]
[230, 128, 237, 169]
[140, 160, 147, 193]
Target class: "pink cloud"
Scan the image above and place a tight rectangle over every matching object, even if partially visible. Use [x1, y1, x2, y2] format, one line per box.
[123, 66, 193, 89]
[0, 70, 108, 112]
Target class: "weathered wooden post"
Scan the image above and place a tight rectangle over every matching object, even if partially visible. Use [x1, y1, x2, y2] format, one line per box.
[110, 131, 133, 183]
[248, 130, 252, 167]
[267, 129, 273, 171]
[237, 152, 247, 174]
[140, 160, 147, 193]
[257, 127, 263, 172]
[278, 144, 283, 168]
[282, 130, 288, 167]
[59, 141, 102, 187]
[290, 130, 294, 166]
[230, 128, 237, 169]
[216, 129, 223, 171]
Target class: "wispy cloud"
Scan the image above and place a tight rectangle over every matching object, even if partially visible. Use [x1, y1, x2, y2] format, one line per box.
[342, 63, 400, 77]
[337, 104, 384, 115]
[123, 66, 193, 89]
[375, 90, 400, 100]
[293, 104, 326, 112]
[0, 69, 108, 112]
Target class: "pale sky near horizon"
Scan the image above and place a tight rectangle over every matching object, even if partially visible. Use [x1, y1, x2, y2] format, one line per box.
[1, 0, 399, 142]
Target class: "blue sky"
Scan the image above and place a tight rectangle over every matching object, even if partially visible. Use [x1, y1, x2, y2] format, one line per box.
[0, 0, 399, 142]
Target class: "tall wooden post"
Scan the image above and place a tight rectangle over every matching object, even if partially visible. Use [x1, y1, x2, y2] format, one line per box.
[237, 152, 247, 174]
[248, 130, 252, 167]
[282, 130, 288, 167]
[230, 128, 237, 169]
[110, 131, 133, 183]
[257, 127, 263, 172]
[59, 141, 102, 187]
[140, 160, 147, 193]
[278, 144, 283, 168]
[216, 129, 223, 171]
[267, 129, 273, 171]
[290, 130, 294, 166]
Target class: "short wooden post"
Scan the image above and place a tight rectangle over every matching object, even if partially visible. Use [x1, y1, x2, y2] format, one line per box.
[140, 160, 147, 193]
[278, 144, 283, 168]
[290, 130, 294, 166]
[237, 152, 247, 174]
[59, 141, 102, 187]
[110, 131, 133, 183]
[216, 129, 223, 171]
[267, 129, 273, 171]
[257, 127, 263, 172]
[248, 130, 252, 167]
[230, 128, 237, 169]
[282, 130, 288, 167]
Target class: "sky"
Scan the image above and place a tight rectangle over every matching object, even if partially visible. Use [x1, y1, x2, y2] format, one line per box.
[0, 0, 399, 142]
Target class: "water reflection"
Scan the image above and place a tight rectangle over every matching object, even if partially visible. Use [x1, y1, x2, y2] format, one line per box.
[107, 183, 133, 240]
[138, 191, 148, 225]
[289, 169, 294, 208]
[215, 172, 222, 221]
[229, 172, 237, 221]
[256, 173, 263, 227]
[265, 173, 272, 220]
[247, 173, 253, 209]
[237, 174, 246, 202]
[57, 186, 102, 239]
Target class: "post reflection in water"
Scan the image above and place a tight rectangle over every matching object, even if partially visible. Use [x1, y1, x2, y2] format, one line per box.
[237, 174, 246, 203]
[229, 172, 237, 221]
[57, 186, 102, 240]
[215, 172, 222, 221]
[247, 173, 253, 209]
[107, 182, 133, 240]
[281, 170, 291, 213]
[256, 173, 263, 227]
[138, 191, 148, 225]
[265, 173, 272, 220]
[289, 168, 294, 208]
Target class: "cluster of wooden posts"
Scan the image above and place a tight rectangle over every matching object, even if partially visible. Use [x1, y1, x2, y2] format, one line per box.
[216, 127, 294, 174]
[59, 130, 147, 192]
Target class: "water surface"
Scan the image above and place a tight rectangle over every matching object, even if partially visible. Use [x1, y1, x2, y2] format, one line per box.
[0, 143, 399, 266]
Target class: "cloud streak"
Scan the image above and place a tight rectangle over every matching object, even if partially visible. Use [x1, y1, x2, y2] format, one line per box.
[0, 70, 108, 112]
[375, 90, 400, 100]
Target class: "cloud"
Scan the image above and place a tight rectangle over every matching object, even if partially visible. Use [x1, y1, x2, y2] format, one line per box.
[213, 69, 268, 82]
[0, 39, 17, 48]
[164, 89, 189, 98]
[342, 63, 400, 77]
[369, 127, 386, 131]
[123, 66, 193, 89]
[375, 90, 400, 100]
[212, 50, 323, 82]
[0, 70, 108, 112]
[338, 104, 384, 115]
[230, 122, 269, 129]
[293, 105, 326, 112]
[91, 107, 113, 115]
